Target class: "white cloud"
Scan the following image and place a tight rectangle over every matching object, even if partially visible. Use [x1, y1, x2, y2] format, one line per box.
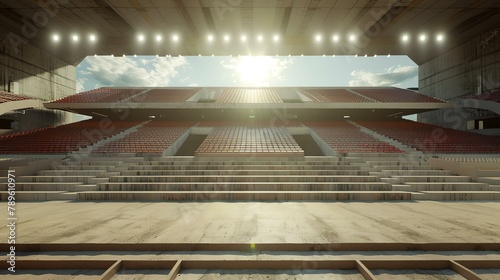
[82, 56, 188, 87]
[349, 65, 417, 86]
[221, 56, 293, 86]
[76, 78, 86, 93]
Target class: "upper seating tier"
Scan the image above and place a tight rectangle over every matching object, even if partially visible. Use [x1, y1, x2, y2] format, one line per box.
[299, 88, 371, 103]
[352, 88, 443, 103]
[215, 88, 283, 103]
[127, 89, 199, 103]
[51, 88, 143, 103]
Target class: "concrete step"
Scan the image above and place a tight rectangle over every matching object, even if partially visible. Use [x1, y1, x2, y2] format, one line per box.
[0, 182, 88, 191]
[15, 176, 108, 184]
[151, 156, 341, 162]
[139, 161, 352, 166]
[412, 191, 500, 201]
[118, 170, 371, 176]
[125, 165, 362, 171]
[366, 160, 426, 166]
[60, 160, 124, 166]
[38, 170, 108, 176]
[99, 182, 392, 191]
[476, 170, 500, 177]
[380, 170, 452, 176]
[373, 165, 440, 171]
[53, 165, 116, 170]
[77, 191, 412, 201]
[391, 176, 472, 183]
[401, 182, 489, 191]
[108, 175, 381, 183]
[0, 191, 77, 201]
[477, 177, 500, 185]
[380, 178, 399, 184]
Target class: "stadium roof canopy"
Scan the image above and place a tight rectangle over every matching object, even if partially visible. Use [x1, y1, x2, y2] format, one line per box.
[2, 0, 500, 65]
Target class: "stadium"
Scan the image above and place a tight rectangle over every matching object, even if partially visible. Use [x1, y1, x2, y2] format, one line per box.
[1, 1, 500, 279]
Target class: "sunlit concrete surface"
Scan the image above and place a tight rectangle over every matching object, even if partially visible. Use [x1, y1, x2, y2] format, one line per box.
[2, 201, 499, 244]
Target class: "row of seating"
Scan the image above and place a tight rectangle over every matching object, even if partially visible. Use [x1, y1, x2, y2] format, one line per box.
[127, 88, 199, 103]
[358, 120, 500, 153]
[215, 88, 283, 103]
[93, 121, 194, 154]
[308, 121, 403, 153]
[299, 88, 371, 102]
[196, 121, 303, 127]
[0, 90, 31, 103]
[0, 120, 140, 154]
[51, 88, 143, 103]
[465, 90, 500, 102]
[195, 125, 303, 156]
[352, 88, 443, 103]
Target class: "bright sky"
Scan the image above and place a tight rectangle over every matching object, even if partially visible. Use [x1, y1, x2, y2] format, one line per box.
[76, 55, 418, 92]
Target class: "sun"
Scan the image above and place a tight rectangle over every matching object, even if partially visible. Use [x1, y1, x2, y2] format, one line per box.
[235, 56, 275, 86]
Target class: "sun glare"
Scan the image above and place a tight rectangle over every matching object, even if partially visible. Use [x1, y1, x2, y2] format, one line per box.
[235, 56, 276, 86]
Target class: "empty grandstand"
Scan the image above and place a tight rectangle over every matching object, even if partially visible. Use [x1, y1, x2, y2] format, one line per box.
[1, 1, 500, 279]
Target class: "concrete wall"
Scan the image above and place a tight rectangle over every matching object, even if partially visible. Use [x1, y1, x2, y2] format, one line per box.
[418, 26, 500, 133]
[0, 27, 81, 132]
[0, 28, 76, 101]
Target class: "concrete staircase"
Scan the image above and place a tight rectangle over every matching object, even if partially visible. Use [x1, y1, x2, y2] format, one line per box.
[344, 153, 498, 201]
[2, 154, 499, 202]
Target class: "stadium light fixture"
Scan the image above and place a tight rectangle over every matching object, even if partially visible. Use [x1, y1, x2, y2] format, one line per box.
[52, 34, 60, 42]
[134, 54, 137, 57]
[71, 34, 79, 42]
[138, 34, 145, 42]
[387, 54, 391, 57]
[89, 34, 96, 42]
[436, 34, 444, 42]
[349, 34, 356, 42]
[224, 35, 230, 42]
[419, 34, 426, 42]
[315, 34, 322, 42]
[273, 35, 279, 42]
[332, 35, 340, 42]
[402, 34, 409, 42]
[374, 54, 377, 57]
[257, 35, 263, 42]
[155, 35, 162, 42]
[172, 34, 179, 42]
[207, 35, 214, 42]
[241, 35, 247, 42]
